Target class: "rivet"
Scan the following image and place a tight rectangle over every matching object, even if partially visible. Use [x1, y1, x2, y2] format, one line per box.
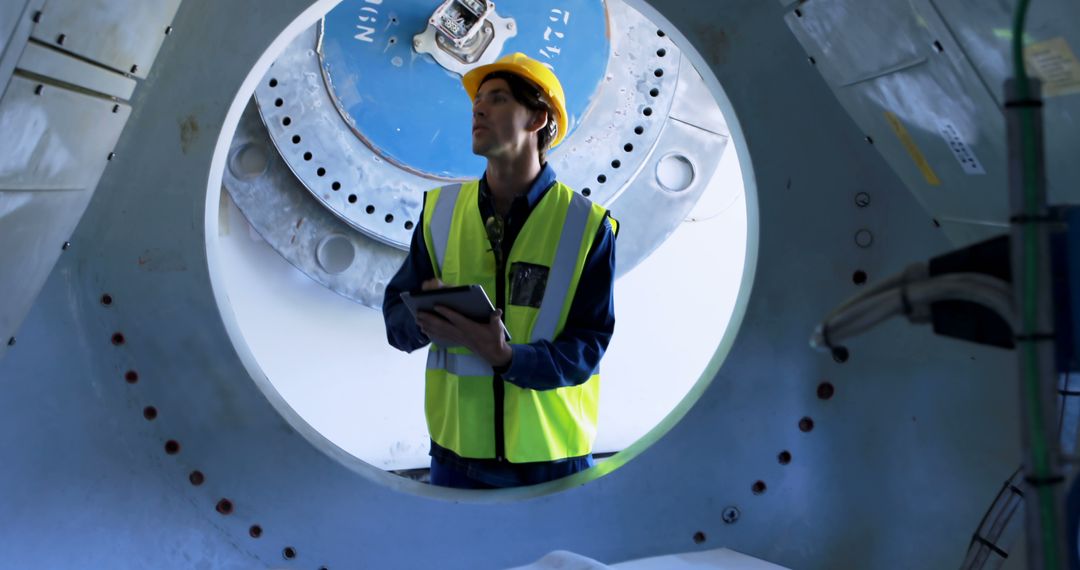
[107, 152, 116, 161]
[283, 547, 297, 560]
[817, 382, 835, 400]
[164, 26, 172, 35]
[721, 507, 740, 524]
[855, 229, 874, 248]
[62, 241, 71, 250]
[854, 192, 871, 208]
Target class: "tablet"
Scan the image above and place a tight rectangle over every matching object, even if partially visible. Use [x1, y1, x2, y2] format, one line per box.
[400, 285, 511, 341]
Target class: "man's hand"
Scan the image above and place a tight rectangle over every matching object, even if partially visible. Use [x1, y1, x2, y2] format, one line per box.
[421, 278, 445, 291]
[416, 307, 512, 368]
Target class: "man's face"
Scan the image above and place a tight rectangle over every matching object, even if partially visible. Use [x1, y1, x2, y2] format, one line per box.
[471, 78, 543, 159]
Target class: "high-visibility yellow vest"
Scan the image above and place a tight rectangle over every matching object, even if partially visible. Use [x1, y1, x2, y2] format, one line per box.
[421, 180, 610, 463]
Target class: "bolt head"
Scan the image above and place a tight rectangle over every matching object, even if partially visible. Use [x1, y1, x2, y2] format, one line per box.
[722, 507, 740, 524]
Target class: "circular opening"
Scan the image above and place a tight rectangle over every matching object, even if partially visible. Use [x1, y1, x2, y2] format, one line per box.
[315, 235, 356, 274]
[189, 471, 205, 486]
[654, 68, 664, 77]
[216, 499, 234, 515]
[164, 440, 181, 454]
[125, 370, 139, 384]
[291, 134, 301, 144]
[852, 270, 868, 285]
[111, 333, 125, 346]
[283, 547, 297, 560]
[751, 480, 767, 495]
[817, 382, 835, 400]
[832, 346, 850, 363]
[274, 98, 283, 107]
[269, 78, 278, 88]
[143, 406, 157, 420]
[282, 116, 292, 126]
[799, 417, 815, 432]
[101, 294, 113, 306]
[207, 0, 754, 496]
[228, 143, 270, 179]
[692, 531, 706, 544]
[778, 450, 792, 465]
[316, 167, 326, 177]
[656, 154, 695, 192]
[249, 525, 263, 538]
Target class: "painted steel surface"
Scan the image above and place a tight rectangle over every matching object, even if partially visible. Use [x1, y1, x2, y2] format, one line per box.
[0, 0, 1032, 569]
[319, 0, 608, 179]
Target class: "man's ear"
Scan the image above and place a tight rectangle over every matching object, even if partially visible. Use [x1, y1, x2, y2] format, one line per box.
[525, 109, 549, 134]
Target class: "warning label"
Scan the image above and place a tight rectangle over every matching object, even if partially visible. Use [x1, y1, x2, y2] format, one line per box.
[1025, 37, 1080, 97]
[938, 122, 985, 175]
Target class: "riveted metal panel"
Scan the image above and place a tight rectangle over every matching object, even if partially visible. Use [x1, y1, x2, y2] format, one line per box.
[0, 74, 130, 356]
[926, 0, 1080, 210]
[30, 0, 181, 78]
[17, 41, 136, 100]
[0, 0, 1041, 569]
[0, 0, 44, 96]
[786, 0, 1010, 248]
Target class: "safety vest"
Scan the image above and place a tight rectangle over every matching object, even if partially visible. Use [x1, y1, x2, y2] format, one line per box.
[421, 180, 610, 463]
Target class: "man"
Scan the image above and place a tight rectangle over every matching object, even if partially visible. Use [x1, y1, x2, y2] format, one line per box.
[382, 53, 617, 489]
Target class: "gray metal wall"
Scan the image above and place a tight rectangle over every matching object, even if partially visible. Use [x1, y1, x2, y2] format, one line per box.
[0, 0, 1043, 568]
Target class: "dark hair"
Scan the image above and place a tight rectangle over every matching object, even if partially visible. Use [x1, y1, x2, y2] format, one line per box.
[479, 71, 557, 164]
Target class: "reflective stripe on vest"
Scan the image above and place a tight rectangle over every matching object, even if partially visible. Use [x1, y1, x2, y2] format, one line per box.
[428, 183, 461, 272]
[531, 194, 592, 341]
[427, 348, 491, 377]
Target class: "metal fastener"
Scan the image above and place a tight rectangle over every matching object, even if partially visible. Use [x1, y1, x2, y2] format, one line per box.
[854, 229, 874, 248]
[722, 507, 740, 524]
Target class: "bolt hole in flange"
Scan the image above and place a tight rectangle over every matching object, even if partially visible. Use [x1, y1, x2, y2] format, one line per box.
[211, 0, 751, 485]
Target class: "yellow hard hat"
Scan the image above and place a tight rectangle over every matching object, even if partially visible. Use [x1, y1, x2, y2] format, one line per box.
[462, 53, 569, 149]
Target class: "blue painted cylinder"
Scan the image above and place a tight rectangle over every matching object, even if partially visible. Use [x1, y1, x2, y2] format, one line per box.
[319, 0, 610, 179]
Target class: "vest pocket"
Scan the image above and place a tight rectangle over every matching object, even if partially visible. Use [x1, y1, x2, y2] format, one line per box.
[509, 262, 549, 308]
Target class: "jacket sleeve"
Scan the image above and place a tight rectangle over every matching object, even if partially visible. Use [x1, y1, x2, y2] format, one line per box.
[501, 215, 617, 390]
[382, 202, 435, 353]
